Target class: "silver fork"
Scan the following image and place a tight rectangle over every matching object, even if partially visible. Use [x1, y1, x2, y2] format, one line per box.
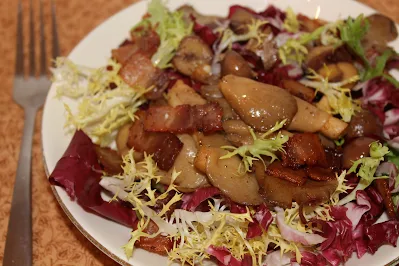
[4, 0, 59, 265]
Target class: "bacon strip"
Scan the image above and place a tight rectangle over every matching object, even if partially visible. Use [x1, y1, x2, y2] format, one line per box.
[143, 103, 223, 134]
[127, 111, 183, 171]
[375, 179, 398, 220]
[265, 161, 307, 186]
[282, 133, 328, 169]
[134, 219, 173, 255]
[305, 167, 336, 181]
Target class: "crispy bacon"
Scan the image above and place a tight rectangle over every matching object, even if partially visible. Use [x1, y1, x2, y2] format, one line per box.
[127, 111, 183, 171]
[282, 133, 327, 169]
[112, 30, 160, 64]
[375, 179, 397, 220]
[143, 103, 223, 134]
[133, 219, 173, 255]
[265, 161, 307, 186]
[306, 167, 336, 181]
[119, 52, 160, 89]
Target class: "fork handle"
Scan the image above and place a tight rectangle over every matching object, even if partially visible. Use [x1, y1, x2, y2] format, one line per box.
[4, 107, 37, 266]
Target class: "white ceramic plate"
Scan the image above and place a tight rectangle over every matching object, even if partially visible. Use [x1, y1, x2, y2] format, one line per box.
[42, 0, 399, 265]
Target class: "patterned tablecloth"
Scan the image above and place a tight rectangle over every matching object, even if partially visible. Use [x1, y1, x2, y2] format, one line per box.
[0, 0, 397, 265]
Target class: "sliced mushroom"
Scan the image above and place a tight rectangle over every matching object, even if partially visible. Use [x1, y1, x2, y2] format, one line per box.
[346, 109, 383, 140]
[363, 14, 398, 50]
[229, 7, 256, 34]
[342, 137, 375, 169]
[288, 97, 330, 133]
[221, 50, 253, 78]
[167, 80, 207, 107]
[318, 63, 358, 89]
[219, 75, 298, 132]
[172, 36, 213, 83]
[195, 147, 263, 205]
[305, 45, 352, 71]
[178, 5, 224, 29]
[160, 134, 210, 192]
[281, 79, 315, 102]
[94, 146, 123, 175]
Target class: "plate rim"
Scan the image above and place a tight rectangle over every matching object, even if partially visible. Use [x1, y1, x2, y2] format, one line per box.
[41, 0, 399, 265]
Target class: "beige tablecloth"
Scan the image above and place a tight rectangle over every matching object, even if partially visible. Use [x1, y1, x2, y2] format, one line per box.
[0, 0, 397, 265]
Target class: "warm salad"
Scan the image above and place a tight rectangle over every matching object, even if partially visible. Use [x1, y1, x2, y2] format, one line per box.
[49, 1, 399, 265]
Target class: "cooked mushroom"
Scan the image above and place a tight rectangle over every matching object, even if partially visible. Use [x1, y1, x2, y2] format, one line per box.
[289, 97, 348, 140]
[178, 5, 224, 29]
[160, 134, 210, 192]
[94, 146, 123, 175]
[362, 14, 398, 51]
[341, 137, 376, 169]
[318, 62, 358, 89]
[219, 75, 298, 132]
[288, 97, 330, 133]
[172, 36, 213, 83]
[281, 79, 315, 102]
[195, 147, 263, 205]
[221, 50, 253, 78]
[167, 80, 207, 107]
[229, 7, 256, 34]
[346, 109, 383, 140]
[305, 45, 353, 71]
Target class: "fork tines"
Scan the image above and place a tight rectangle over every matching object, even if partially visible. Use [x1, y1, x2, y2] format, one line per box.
[16, 0, 60, 77]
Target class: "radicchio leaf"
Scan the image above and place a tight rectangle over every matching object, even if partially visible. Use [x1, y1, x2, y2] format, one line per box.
[181, 187, 220, 211]
[345, 190, 372, 229]
[246, 203, 273, 239]
[49, 130, 137, 227]
[365, 220, 399, 254]
[275, 207, 326, 245]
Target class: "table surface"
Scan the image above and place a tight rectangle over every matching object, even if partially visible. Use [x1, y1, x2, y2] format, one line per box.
[0, 0, 398, 265]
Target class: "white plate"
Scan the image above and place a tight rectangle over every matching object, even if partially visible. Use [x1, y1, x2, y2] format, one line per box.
[42, 0, 399, 265]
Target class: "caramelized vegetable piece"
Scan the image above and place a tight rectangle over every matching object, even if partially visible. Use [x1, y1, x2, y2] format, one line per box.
[257, 166, 338, 208]
[160, 134, 210, 192]
[172, 36, 213, 83]
[220, 75, 298, 132]
[341, 137, 375, 169]
[346, 109, 383, 140]
[375, 179, 397, 220]
[127, 111, 183, 171]
[363, 14, 398, 50]
[196, 147, 263, 205]
[337, 62, 358, 89]
[221, 50, 252, 78]
[282, 133, 328, 169]
[281, 79, 315, 102]
[94, 146, 123, 175]
[119, 52, 160, 88]
[167, 80, 207, 107]
[265, 161, 307, 186]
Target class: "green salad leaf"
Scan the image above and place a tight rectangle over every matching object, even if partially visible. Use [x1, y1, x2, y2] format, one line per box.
[339, 15, 370, 66]
[338, 141, 390, 205]
[52, 58, 149, 146]
[134, 0, 193, 69]
[283, 7, 300, 33]
[300, 69, 360, 122]
[220, 120, 289, 173]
